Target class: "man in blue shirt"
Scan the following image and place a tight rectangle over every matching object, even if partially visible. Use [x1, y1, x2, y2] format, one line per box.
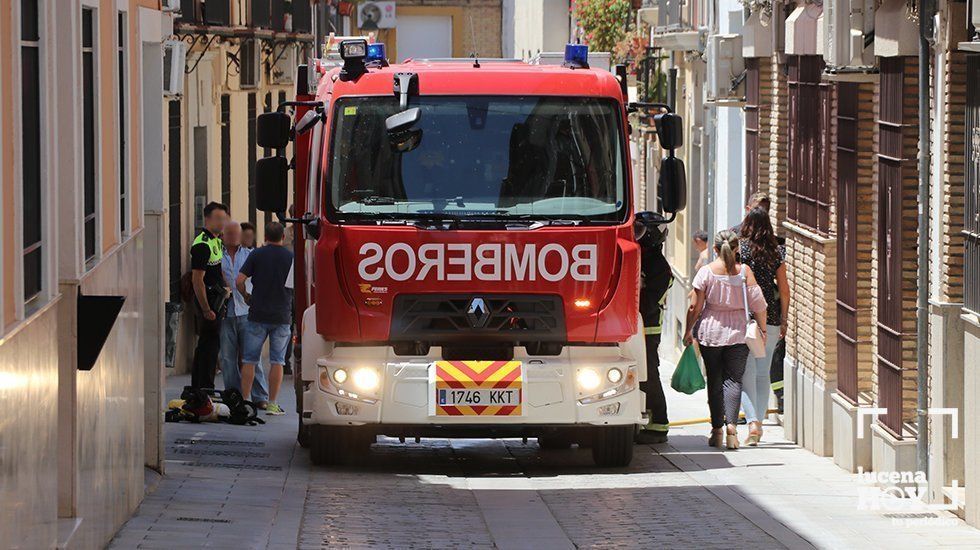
[219, 221, 269, 406]
[237, 222, 294, 416]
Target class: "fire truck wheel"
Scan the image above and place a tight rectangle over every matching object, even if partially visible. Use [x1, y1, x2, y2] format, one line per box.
[591, 425, 635, 467]
[295, 384, 309, 448]
[309, 425, 374, 466]
[537, 432, 574, 450]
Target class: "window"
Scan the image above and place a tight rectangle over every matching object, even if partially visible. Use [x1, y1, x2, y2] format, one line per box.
[965, 55, 980, 315]
[877, 56, 914, 437]
[168, 101, 182, 299]
[744, 58, 761, 198]
[836, 82, 860, 403]
[326, 97, 627, 224]
[247, 92, 257, 226]
[118, 12, 128, 234]
[240, 39, 257, 88]
[82, 7, 98, 262]
[787, 55, 832, 234]
[22, 0, 42, 303]
[220, 95, 231, 206]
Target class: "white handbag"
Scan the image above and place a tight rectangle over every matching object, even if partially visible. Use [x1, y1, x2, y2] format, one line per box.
[740, 266, 767, 358]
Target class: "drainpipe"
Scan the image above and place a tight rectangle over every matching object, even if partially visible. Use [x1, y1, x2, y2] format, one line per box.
[916, 0, 935, 477]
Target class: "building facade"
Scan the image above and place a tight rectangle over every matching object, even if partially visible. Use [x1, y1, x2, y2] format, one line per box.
[646, 0, 979, 528]
[0, 1, 170, 547]
[165, 0, 314, 374]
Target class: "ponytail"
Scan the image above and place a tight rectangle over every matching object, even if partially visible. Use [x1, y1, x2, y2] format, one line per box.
[714, 230, 739, 274]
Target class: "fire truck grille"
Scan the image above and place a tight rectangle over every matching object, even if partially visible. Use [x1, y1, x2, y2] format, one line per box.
[390, 294, 566, 343]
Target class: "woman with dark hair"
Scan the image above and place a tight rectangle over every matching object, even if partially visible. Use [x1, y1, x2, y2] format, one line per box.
[685, 230, 769, 450]
[738, 207, 790, 445]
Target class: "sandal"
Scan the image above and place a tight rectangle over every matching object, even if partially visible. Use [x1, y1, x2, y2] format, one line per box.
[726, 425, 739, 450]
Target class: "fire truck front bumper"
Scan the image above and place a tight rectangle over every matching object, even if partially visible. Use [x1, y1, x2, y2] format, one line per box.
[303, 346, 643, 430]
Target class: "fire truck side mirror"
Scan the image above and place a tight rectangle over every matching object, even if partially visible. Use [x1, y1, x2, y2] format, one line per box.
[654, 112, 683, 150]
[255, 156, 288, 213]
[658, 156, 687, 214]
[257, 112, 292, 149]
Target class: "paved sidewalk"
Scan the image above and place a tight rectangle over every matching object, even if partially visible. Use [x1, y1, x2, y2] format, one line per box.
[109, 375, 309, 549]
[656, 356, 980, 549]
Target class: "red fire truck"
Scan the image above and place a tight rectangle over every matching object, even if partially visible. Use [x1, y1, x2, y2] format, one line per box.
[254, 40, 685, 466]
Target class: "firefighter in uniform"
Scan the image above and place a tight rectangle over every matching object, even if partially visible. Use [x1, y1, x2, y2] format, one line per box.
[636, 212, 672, 443]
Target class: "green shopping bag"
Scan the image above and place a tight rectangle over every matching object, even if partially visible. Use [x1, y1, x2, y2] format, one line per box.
[671, 345, 705, 394]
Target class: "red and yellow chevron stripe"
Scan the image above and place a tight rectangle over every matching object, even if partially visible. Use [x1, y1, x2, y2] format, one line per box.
[434, 360, 523, 416]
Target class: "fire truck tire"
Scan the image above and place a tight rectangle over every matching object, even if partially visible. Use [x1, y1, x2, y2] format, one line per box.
[537, 432, 574, 450]
[295, 384, 309, 448]
[309, 425, 373, 466]
[591, 425, 634, 467]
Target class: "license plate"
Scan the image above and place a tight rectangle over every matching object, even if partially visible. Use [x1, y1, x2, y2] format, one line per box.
[438, 388, 521, 406]
[430, 360, 523, 416]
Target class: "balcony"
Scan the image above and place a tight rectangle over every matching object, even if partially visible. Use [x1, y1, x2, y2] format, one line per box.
[175, 0, 313, 37]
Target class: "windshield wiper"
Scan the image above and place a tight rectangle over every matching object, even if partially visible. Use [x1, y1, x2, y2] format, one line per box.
[345, 211, 462, 229]
[512, 213, 595, 226]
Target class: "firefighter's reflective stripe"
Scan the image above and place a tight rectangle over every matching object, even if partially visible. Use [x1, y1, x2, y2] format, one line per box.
[643, 279, 673, 332]
[644, 422, 670, 432]
[771, 380, 784, 391]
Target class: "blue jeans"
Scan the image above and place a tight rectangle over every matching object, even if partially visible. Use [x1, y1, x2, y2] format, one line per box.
[243, 321, 291, 365]
[220, 315, 269, 403]
[741, 324, 780, 423]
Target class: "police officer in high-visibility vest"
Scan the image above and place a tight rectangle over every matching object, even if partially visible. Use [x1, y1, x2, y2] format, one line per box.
[190, 201, 230, 389]
[636, 212, 672, 443]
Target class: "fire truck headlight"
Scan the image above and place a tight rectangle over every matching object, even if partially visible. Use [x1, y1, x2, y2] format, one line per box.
[576, 368, 602, 392]
[353, 367, 381, 392]
[607, 368, 623, 384]
[332, 368, 348, 385]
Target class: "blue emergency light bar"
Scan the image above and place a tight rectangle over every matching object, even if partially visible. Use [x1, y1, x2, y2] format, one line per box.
[366, 43, 386, 63]
[564, 43, 590, 69]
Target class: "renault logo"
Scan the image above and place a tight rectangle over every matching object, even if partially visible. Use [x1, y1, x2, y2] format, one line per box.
[466, 297, 491, 328]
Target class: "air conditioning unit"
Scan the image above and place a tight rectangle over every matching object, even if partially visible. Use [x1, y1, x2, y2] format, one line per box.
[358, 1, 396, 30]
[272, 45, 296, 85]
[163, 40, 187, 97]
[824, 0, 874, 68]
[706, 34, 745, 105]
[161, 0, 181, 13]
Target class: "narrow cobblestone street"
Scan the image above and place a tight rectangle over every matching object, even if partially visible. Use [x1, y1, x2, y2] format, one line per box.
[109, 368, 980, 550]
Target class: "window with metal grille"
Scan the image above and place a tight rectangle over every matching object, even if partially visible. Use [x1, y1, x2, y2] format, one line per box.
[787, 55, 832, 234]
[876, 56, 913, 437]
[836, 82, 860, 403]
[965, 55, 980, 315]
[22, 0, 42, 305]
[168, 101, 182, 299]
[82, 7, 99, 264]
[744, 58, 761, 199]
[118, 12, 128, 235]
[247, 92, 257, 226]
[221, 94, 231, 207]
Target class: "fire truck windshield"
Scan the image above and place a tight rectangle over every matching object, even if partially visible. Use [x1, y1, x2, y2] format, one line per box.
[327, 96, 627, 224]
